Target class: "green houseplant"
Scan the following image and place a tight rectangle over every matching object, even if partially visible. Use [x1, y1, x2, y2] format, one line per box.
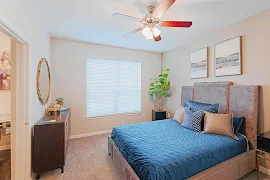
[149, 68, 171, 111]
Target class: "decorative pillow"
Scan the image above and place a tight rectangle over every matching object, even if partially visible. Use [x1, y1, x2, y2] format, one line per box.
[187, 100, 219, 113]
[183, 103, 189, 108]
[173, 106, 186, 124]
[204, 112, 238, 140]
[233, 116, 245, 133]
[187, 100, 219, 130]
[181, 109, 204, 132]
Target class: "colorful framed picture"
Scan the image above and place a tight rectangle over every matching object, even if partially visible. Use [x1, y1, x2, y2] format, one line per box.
[190, 47, 208, 79]
[214, 36, 242, 77]
[0, 50, 11, 90]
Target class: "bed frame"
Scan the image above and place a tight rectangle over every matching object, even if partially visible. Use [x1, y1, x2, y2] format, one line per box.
[108, 82, 259, 180]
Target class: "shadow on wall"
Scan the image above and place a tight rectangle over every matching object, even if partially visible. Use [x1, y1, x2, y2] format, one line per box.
[149, 96, 157, 111]
[161, 88, 173, 109]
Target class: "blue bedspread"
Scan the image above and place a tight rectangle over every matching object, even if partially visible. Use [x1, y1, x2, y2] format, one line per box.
[111, 119, 247, 180]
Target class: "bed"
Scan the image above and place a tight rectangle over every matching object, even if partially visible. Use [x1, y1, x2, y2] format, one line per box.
[108, 82, 259, 180]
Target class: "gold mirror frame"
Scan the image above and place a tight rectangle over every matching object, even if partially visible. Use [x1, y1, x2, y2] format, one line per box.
[36, 58, 51, 105]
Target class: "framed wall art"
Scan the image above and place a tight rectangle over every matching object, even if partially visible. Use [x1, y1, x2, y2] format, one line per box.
[214, 36, 242, 77]
[0, 50, 11, 90]
[190, 47, 208, 79]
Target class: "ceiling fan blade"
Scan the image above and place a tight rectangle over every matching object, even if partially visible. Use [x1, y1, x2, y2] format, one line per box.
[123, 27, 144, 38]
[152, 0, 176, 19]
[153, 35, 162, 42]
[113, 13, 142, 22]
[160, 21, 192, 28]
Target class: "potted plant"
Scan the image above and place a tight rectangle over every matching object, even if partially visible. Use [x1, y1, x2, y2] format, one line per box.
[149, 68, 171, 111]
[55, 97, 64, 106]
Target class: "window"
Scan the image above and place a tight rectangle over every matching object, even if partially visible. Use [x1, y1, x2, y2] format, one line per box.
[86, 58, 141, 117]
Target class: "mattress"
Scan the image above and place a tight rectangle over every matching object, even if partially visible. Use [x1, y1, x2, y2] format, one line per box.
[111, 119, 247, 180]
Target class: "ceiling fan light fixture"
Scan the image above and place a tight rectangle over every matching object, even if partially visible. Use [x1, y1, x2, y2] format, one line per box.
[114, 0, 192, 42]
[152, 27, 161, 37]
[146, 34, 153, 40]
[142, 27, 152, 38]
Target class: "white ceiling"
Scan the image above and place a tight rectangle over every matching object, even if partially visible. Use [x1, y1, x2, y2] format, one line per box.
[37, 0, 270, 53]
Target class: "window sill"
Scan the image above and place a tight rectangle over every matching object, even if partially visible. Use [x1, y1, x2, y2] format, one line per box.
[85, 112, 143, 120]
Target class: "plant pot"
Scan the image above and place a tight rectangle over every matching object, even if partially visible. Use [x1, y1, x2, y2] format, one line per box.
[56, 102, 64, 106]
[152, 110, 166, 121]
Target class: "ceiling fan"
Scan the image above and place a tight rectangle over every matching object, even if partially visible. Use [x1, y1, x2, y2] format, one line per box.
[112, 0, 192, 42]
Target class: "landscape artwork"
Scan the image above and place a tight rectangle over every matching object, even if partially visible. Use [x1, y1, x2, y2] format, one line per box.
[190, 47, 208, 79]
[0, 50, 11, 90]
[215, 36, 241, 77]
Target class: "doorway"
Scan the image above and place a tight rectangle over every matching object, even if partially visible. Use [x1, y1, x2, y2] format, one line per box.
[0, 19, 30, 180]
[0, 30, 11, 180]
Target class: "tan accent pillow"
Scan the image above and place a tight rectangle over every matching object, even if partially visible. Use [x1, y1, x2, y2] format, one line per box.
[173, 106, 185, 124]
[203, 112, 238, 140]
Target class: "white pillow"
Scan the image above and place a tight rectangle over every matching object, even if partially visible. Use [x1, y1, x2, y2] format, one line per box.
[173, 106, 186, 124]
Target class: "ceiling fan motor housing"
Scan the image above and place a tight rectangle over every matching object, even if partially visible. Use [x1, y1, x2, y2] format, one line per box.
[147, 5, 155, 13]
[143, 6, 160, 27]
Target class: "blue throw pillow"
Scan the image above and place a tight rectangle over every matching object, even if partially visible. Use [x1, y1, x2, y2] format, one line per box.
[183, 103, 189, 108]
[233, 116, 244, 133]
[187, 100, 219, 131]
[187, 100, 219, 113]
[181, 109, 204, 132]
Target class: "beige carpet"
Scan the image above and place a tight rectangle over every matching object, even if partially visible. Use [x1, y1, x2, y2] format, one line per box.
[40, 133, 269, 180]
[40, 134, 119, 180]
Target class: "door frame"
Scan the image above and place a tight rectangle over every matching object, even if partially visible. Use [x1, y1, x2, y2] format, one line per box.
[0, 18, 30, 180]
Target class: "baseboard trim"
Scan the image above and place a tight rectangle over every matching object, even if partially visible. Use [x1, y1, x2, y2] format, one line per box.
[259, 165, 270, 175]
[69, 130, 112, 139]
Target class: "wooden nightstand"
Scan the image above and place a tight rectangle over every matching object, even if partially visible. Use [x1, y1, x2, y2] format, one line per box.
[152, 110, 166, 121]
[257, 131, 270, 180]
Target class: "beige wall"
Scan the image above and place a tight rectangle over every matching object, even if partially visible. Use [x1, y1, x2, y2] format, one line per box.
[51, 38, 161, 136]
[162, 9, 270, 134]
[0, 1, 51, 127]
[0, 0, 51, 179]
[0, 31, 11, 116]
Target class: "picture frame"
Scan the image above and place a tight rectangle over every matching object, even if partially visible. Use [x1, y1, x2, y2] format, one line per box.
[190, 47, 208, 79]
[0, 50, 11, 90]
[214, 36, 242, 77]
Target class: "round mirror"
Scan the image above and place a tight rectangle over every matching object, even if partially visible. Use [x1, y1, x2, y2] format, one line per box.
[36, 58, 51, 105]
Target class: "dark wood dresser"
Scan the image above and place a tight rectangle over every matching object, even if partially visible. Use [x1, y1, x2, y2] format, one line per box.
[33, 109, 71, 179]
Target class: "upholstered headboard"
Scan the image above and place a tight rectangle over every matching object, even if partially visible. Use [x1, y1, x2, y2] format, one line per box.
[181, 86, 194, 106]
[181, 82, 259, 149]
[194, 82, 233, 113]
[229, 85, 259, 149]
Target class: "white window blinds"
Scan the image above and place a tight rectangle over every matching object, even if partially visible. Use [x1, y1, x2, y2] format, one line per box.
[86, 58, 141, 117]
